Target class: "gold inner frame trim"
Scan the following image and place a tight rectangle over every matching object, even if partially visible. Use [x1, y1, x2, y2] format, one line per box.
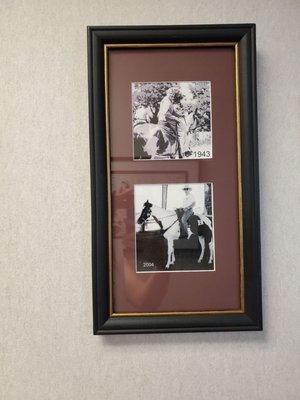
[103, 42, 245, 317]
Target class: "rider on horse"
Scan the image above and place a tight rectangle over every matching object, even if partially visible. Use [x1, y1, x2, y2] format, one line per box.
[181, 184, 196, 238]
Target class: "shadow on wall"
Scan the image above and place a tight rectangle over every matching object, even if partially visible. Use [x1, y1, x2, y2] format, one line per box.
[100, 328, 267, 347]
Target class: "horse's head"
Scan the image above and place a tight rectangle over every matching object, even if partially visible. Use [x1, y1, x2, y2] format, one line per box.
[137, 200, 153, 224]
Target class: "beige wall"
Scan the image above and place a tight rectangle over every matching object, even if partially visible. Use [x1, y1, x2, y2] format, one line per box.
[1, 1, 299, 399]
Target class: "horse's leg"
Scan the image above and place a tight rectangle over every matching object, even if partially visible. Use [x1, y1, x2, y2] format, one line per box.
[170, 245, 175, 265]
[208, 240, 214, 264]
[186, 132, 193, 154]
[144, 134, 158, 158]
[171, 225, 180, 265]
[174, 132, 183, 159]
[171, 241, 175, 265]
[165, 239, 171, 269]
[198, 236, 205, 263]
[170, 251, 173, 265]
[165, 238, 174, 269]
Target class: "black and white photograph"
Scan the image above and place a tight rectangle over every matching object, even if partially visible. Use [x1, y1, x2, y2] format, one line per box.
[132, 81, 212, 160]
[135, 183, 215, 272]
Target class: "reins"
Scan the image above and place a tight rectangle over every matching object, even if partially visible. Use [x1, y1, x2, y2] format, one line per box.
[152, 214, 179, 234]
[161, 217, 179, 234]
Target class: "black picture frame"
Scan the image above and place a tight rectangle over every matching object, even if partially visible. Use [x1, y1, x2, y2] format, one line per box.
[88, 24, 262, 334]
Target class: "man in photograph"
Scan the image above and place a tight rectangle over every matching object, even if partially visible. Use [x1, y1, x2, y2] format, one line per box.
[158, 88, 185, 158]
[181, 185, 196, 237]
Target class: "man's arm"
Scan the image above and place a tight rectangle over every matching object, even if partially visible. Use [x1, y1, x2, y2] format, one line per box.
[183, 196, 196, 210]
[184, 200, 196, 210]
[158, 97, 170, 120]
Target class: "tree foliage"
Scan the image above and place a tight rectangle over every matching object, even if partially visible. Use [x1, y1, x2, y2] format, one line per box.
[132, 82, 175, 123]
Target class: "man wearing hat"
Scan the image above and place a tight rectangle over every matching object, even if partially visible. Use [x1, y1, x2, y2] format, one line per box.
[181, 184, 196, 238]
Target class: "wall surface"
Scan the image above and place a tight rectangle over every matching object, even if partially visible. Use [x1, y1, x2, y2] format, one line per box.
[1, 1, 299, 399]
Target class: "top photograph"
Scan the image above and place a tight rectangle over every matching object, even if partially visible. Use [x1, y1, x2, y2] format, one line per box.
[132, 81, 212, 161]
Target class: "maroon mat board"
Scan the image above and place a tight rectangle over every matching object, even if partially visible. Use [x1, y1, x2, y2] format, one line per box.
[108, 47, 241, 313]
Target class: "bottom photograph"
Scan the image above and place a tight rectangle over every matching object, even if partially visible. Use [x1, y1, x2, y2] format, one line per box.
[135, 182, 215, 272]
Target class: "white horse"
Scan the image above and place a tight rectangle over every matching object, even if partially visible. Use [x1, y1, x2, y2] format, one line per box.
[137, 201, 214, 269]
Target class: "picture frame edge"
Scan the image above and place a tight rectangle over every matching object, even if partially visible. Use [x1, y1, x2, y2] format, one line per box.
[88, 23, 262, 335]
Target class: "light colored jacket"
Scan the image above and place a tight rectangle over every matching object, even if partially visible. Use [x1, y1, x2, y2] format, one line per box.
[157, 96, 171, 122]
